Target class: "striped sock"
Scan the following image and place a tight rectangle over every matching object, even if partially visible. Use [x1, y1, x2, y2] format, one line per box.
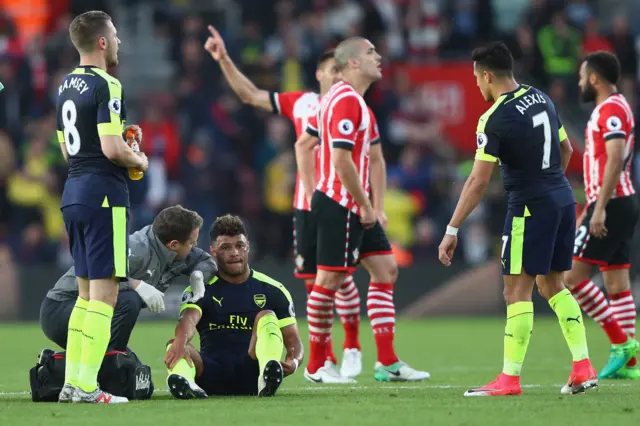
[335, 274, 361, 350]
[367, 282, 399, 366]
[307, 285, 336, 374]
[304, 281, 314, 296]
[610, 289, 637, 367]
[570, 280, 628, 344]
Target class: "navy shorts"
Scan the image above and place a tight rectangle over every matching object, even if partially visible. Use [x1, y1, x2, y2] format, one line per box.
[195, 352, 259, 396]
[501, 203, 576, 276]
[62, 204, 129, 280]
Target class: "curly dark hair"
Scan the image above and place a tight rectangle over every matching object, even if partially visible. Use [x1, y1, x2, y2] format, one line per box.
[152, 205, 203, 244]
[209, 214, 247, 243]
[585, 51, 621, 85]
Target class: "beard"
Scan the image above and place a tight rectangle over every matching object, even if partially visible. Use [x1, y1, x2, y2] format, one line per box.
[219, 260, 248, 277]
[581, 82, 597, 103]
[107, 50, 118, 67]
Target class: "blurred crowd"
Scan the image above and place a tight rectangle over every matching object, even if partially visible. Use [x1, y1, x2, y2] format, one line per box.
[1, 0, 640, 279]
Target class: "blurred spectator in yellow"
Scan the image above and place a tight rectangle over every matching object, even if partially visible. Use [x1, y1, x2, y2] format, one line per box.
[7, 128, 64, 240]
[0, 131, 15, 237]
[537, 11, 581, 102]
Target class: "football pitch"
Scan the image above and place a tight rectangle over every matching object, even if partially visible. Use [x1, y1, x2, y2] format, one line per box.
[1, 318, 638, 425]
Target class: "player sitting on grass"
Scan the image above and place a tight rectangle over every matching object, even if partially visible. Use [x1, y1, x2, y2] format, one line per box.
[165, 215, 303, 398]
[41, 205, 215, 353]
[33, 206, 216, 401]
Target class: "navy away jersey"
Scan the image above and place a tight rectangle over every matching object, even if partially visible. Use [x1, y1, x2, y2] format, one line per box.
[475, 85, 575, 208]
[179, 270, 297, 355]
[57, 66, 130, 207]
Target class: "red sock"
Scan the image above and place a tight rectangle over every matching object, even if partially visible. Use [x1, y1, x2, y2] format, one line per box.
[306, 285, 336, 374]
[304, 281, 314, 296]
[325, 336, 338, 365]
[570, 279, 627, 344]
[610, 289, 637, 367]
[336, 274, 361, 350]
[367, 282, 398, 366]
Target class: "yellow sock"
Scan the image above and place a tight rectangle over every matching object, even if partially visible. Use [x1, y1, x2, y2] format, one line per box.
[255, 313, 284, 373]
[503, 301, 534, 376]
[64, 297, 88, 387]
[77, 300, 113, 393]
[166, 344, 196, 381]
[549, 288, 589, 361]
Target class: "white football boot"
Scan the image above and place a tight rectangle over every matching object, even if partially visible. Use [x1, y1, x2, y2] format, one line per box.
[304, 360, 356, 384]
[72, 387, 128, 404]
[340, 348, 363, 378]
[373, 361, 431, 382]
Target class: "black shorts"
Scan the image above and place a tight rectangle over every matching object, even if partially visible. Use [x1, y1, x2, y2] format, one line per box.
[62, 204, 129, 280]
[195, 351, 259, 396]
[501, 203, 575, 276]
[311, 191, 392, 272]
[293, 209, 317, 279]
[574, 196, 639, 270]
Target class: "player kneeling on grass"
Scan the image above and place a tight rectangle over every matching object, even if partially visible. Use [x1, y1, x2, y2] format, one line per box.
[165, 215, 303, 398]
[32, 206, 216, 402]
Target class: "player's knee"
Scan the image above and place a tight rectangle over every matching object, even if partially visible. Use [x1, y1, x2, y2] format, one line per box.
[254, 309, 277, 325]
[117, 292, 143, 316]
[316, 272, 346, 291]
[563, 271, 580, 289]
[388, 262, 398, 284]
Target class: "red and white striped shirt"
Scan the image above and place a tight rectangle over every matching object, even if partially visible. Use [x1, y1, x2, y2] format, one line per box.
[584, 93, 636, 205]
[315, 81, 379, 215]
[270, 91, 320, 211]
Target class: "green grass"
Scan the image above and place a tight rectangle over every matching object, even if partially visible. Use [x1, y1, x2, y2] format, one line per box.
[1, 318, 639, 425]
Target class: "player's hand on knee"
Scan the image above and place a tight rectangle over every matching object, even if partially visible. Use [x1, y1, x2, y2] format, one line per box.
[189, 270, 206, 302]
[135, 281, 165, 313]
[165, 343, 189, 369]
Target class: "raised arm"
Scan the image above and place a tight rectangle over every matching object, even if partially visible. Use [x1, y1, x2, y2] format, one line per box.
[204, 25, 273, 112]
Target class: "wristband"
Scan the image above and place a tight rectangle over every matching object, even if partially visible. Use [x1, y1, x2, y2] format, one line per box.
[292, 359, 299, 373]
[446, 225, 459, 236]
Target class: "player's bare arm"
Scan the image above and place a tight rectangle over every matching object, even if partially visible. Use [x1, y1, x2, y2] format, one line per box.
[100, 134, 148, 170]
[591, 137, 625, 238]
[280, 324, 304, 377]
[438, 159, 495, 266]
[204, 25, 273, 112]
[165, 308, 201, 370]
[58, 139, 69, 162]
[294, 132, 319, 203]
[332, 147, 376, 228]
[559, 138, 573, 172]
[369, 143, 388, 228]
